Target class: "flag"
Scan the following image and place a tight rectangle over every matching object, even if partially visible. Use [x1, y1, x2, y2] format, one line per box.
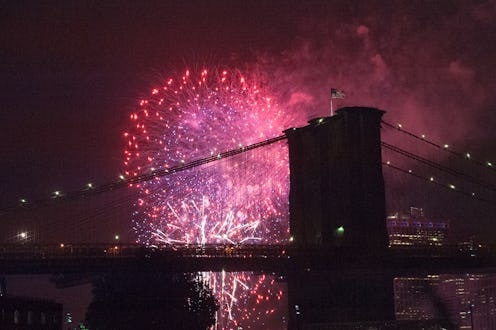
[331, 88, 346, 99]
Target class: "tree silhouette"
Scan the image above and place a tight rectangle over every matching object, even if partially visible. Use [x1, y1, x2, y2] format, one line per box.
[85, 272, 218, 330]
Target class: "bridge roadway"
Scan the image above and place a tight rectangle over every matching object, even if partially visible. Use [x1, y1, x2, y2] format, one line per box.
[0, 243, 293, 274]
[2, 243, 496, 275]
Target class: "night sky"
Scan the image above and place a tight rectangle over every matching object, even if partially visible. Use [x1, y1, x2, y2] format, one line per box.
[2, 1, 496, 242]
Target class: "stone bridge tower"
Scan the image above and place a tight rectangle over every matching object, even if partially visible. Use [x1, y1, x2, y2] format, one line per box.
[284, 107, 388, 252]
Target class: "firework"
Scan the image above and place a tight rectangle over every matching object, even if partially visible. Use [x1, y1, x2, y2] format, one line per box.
[124, 68, 298, 245]
[201, 271, 287, 330]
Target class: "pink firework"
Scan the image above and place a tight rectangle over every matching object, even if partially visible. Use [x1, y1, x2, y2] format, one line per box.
[202, 271, 287, 330]
[124, 68, 297, 245]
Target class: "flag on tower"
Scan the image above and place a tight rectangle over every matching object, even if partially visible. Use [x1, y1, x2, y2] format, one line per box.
[331, 88, 346, 99]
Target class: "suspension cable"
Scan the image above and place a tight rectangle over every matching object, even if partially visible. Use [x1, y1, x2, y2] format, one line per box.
[382, 161, 496, 205]
[0, 135, 288, 213]
[382, 120, 496, 173]
[381, 142, 496, 192]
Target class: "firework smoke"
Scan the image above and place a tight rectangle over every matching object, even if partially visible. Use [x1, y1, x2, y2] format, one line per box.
[259, 1, 496, 146]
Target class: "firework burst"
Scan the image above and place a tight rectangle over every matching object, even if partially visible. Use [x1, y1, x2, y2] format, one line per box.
[201, 271, 286, 330]
[124, 68, 298, 245]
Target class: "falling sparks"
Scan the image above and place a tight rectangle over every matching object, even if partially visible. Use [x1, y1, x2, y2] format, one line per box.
[200, 271, 286, 330]
[125, 68, 300, 245]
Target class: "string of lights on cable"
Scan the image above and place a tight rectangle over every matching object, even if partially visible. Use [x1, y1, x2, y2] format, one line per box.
[382, 120, 495, 171]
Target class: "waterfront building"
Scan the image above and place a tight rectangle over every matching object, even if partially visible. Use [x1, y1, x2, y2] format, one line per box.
[387, 207, 449, 247]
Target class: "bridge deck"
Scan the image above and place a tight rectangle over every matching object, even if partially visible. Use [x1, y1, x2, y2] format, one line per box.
[1, 244, 496, 274]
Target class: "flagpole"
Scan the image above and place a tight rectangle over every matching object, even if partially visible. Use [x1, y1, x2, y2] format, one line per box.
[330, 88, 345, 116]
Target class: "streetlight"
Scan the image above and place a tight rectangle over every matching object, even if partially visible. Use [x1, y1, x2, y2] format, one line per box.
[17, 231, 29, 243]
[51, 191, 62, 198]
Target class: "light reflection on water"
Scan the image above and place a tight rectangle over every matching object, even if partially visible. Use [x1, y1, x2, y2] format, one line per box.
[200, 271, 287, 330]
[4, 271, 496, 329]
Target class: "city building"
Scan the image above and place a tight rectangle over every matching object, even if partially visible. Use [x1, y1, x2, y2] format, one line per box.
[387, 207, 449, 247]
[0, 279, 62, 330]
[394, 274, 496, 329]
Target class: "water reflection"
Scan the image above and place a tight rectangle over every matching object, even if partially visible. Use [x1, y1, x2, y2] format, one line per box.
[3, 271, 496, 329]
[84, 272, 217, 329]
[286, 270, 395, 328]
[201, 271, 287, 330]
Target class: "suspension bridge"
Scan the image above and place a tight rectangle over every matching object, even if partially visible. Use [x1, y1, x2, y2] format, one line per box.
[1, 106, 495, 274]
